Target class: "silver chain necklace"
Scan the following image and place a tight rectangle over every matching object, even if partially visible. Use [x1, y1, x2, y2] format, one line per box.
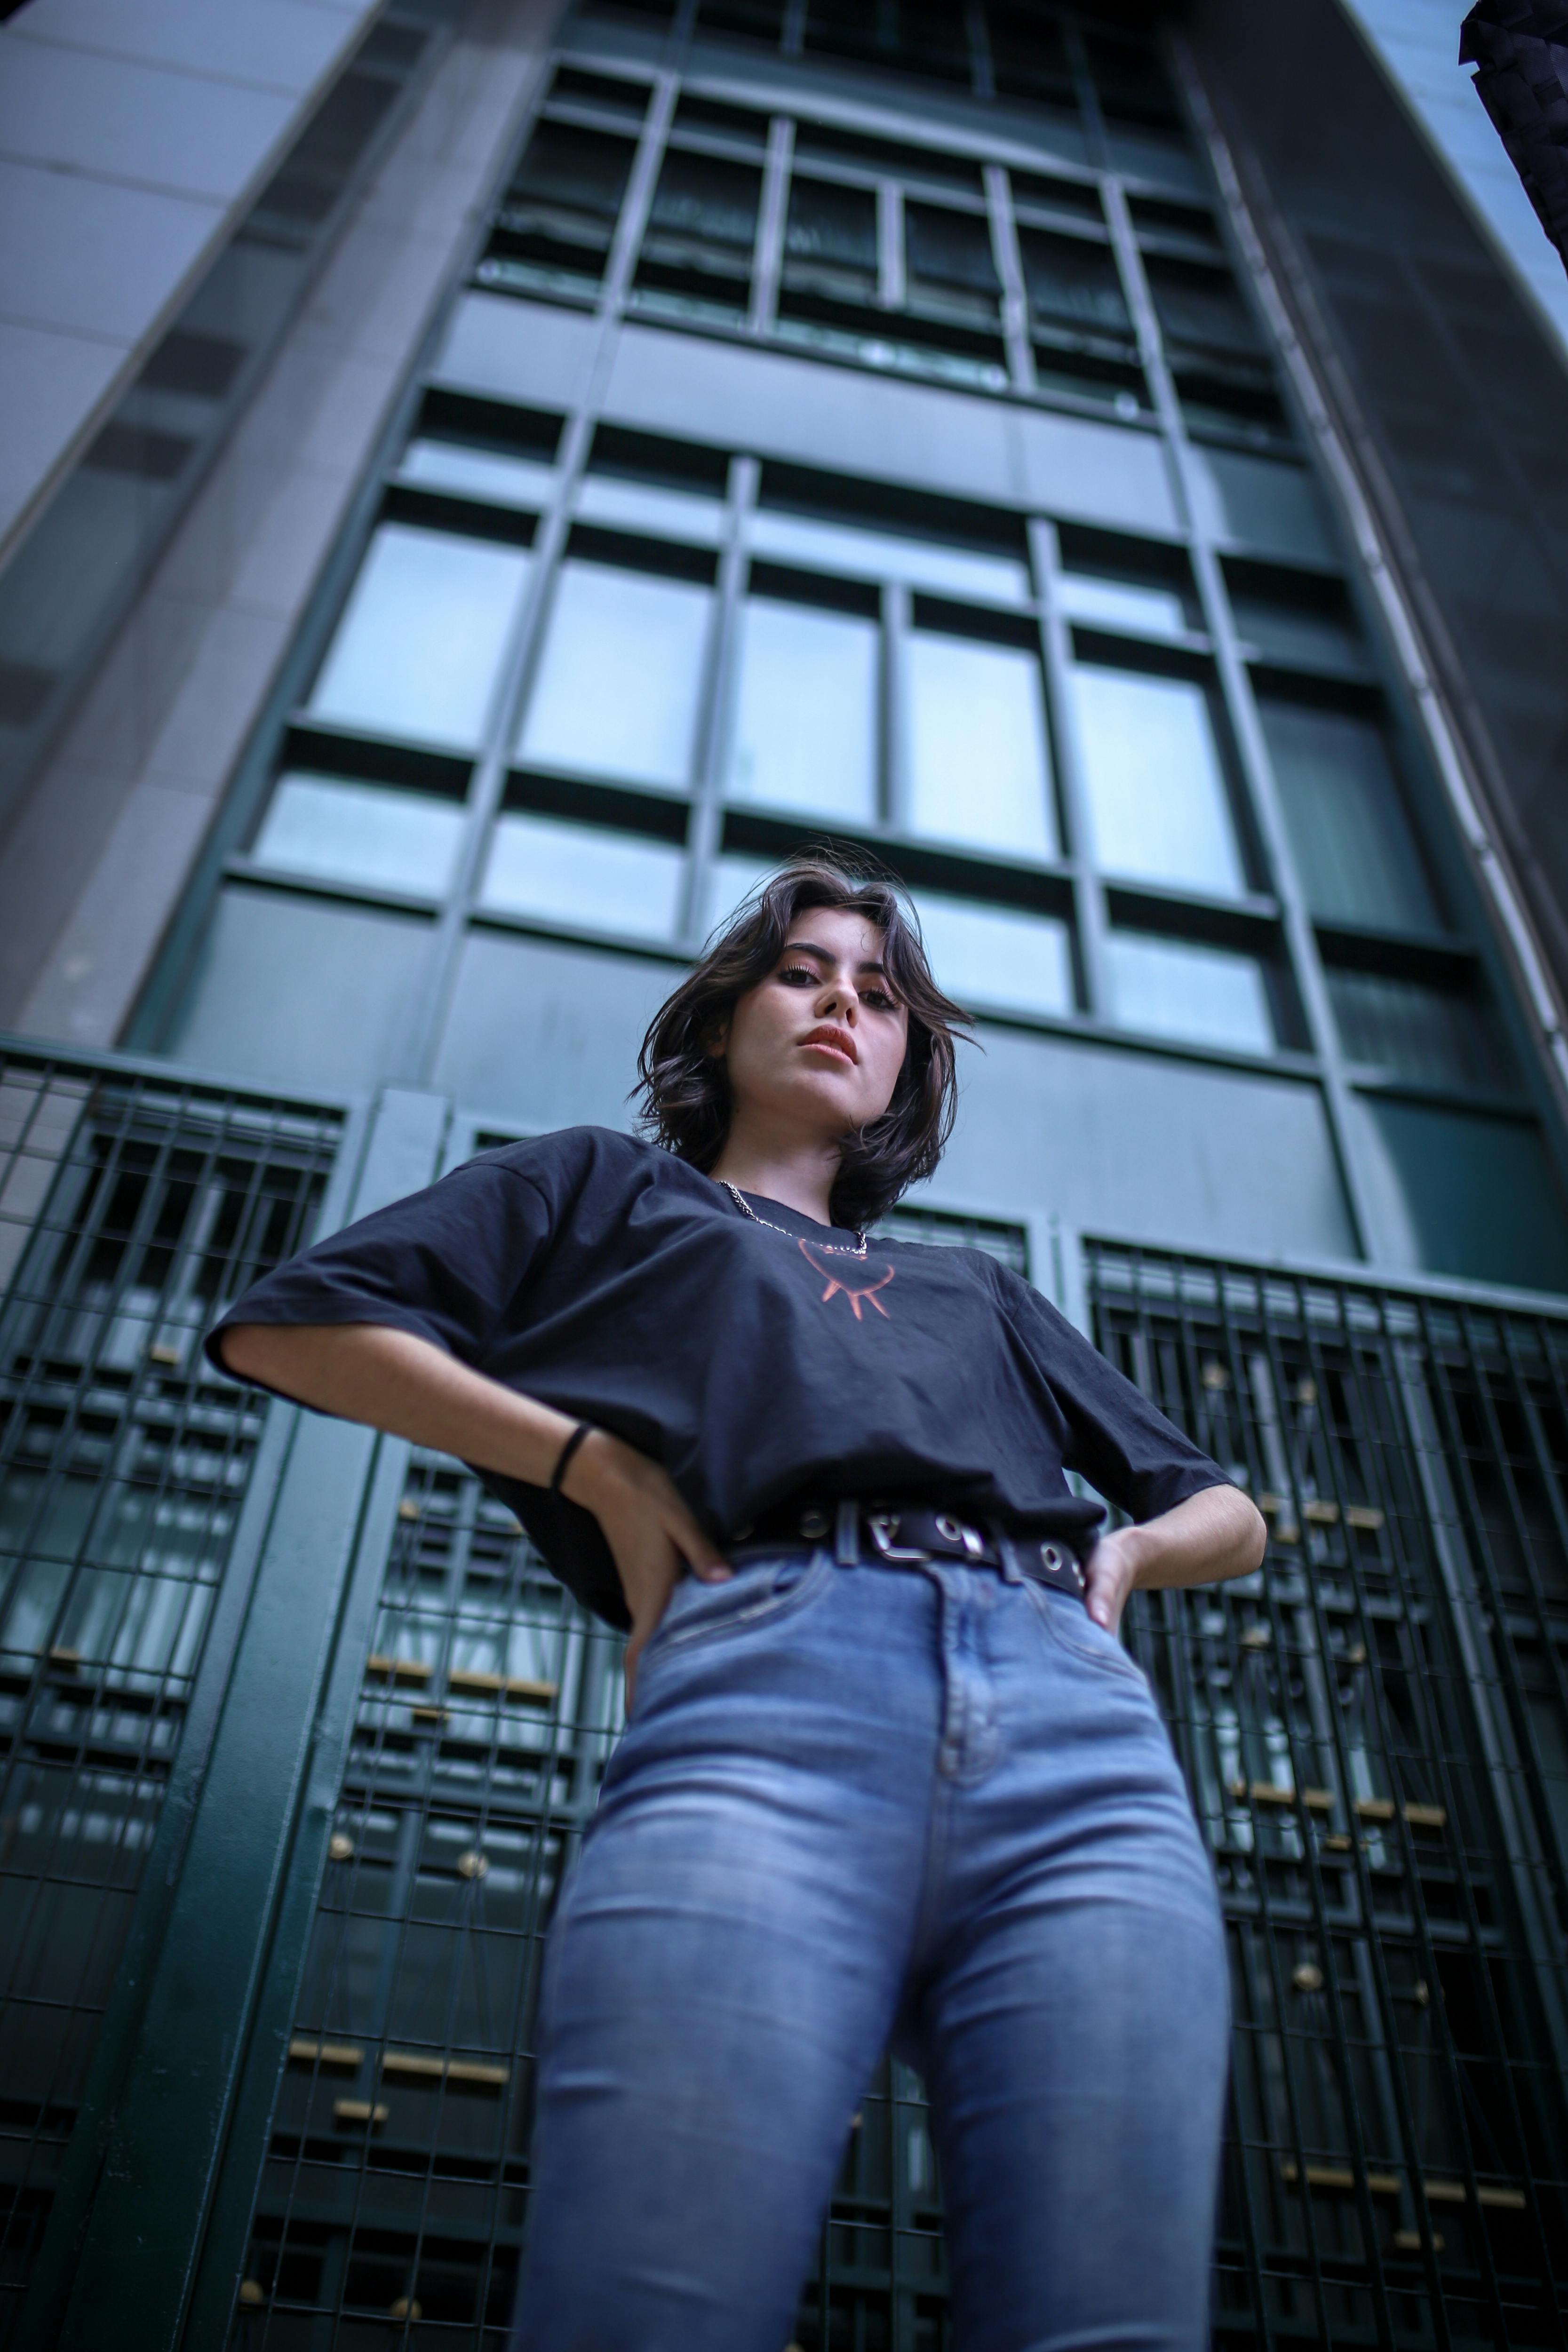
[721, 1180, 869, 1259]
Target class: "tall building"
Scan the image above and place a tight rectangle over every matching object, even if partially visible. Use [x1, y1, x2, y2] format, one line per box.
[3, 1, 1568, 2346]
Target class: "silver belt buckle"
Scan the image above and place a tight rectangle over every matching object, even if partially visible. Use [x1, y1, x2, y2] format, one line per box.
[867, 1512, 930, 1563]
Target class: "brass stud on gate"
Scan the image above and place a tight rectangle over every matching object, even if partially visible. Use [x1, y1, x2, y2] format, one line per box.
[1291, 1963, 1324, 1993]
[328, 1832, 355, 1862]
[238, 2280, 266, 2307]
[457, 1849, 488, 1880]
[390, 2296, 422, 2320]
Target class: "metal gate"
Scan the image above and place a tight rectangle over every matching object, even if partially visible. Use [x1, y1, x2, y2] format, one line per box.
[5, 1052, 1568, 2350]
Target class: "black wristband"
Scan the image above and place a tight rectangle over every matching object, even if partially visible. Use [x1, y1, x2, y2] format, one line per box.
[549, 1420, 593, 1496]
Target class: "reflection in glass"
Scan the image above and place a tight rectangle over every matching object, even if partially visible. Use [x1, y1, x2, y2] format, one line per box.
[907, 634, 1056, 857]
[310, 525, 531, 747]
[252, 774, 466, 896]
[1058, 572, 1187, 636]
[905, 204, 1000, 320]
[1070, 664, 1244, 895]
[480, 814, 685, 940]
[396, 440, 557, 511]
[1105, 930, 1273, 1051]
[915, 892, 1074, 1017]
[1259, 699, 1438, 930]
[1017, 228, 1129, 333]
[726, 597, 878, 821]
[782, 177, 879, 298]
[574, 476, 724, 544]
[519, 561, 711, 786]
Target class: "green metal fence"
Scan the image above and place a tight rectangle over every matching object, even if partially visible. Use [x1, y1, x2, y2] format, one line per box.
[4, 1047, 1567, 2350]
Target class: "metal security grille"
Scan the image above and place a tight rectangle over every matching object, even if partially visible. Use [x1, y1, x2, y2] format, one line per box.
[1089, 1239, 1568, 2352]
[225, 1205, 1026, 2350]
[0, 1049, 340, 2348]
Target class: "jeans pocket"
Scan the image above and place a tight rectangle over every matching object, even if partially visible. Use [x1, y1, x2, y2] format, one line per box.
[640, 1550, 833, 1667]
[1024, 1578, 1147, 1685]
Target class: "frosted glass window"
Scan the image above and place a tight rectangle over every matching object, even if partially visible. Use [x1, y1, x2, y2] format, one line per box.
[1105, 931, 1273, 1051]
[726, 597, 878, 822]
[480, 813, 685, 940]
[1059, 573, 1187, 636]
[915, 893, 1074, 1017]
[396, 440, 558, 510]
[252, 774, 466, 896]
[1259, 699, 1438, 930]
[310, 524, 531, 747]
[519, 561, 711, 786]
[907, 634, 1056, 857]
[1070, 665, 1244, 895]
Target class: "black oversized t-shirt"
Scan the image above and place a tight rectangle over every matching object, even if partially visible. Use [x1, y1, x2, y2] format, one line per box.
[206, 1126, 1225, 1627]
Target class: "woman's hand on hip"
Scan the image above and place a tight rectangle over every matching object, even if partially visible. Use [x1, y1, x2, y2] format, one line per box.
[560, 1429, 731, 1705]
[1082, 1526, 1143, 1633]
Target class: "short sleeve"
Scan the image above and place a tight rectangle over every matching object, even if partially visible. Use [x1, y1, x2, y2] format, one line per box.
[1002, 1272, 1227, 1521]
[205, 1156, 553, 1379]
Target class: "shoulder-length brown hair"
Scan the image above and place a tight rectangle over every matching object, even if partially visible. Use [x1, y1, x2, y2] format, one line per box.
[635, 854, 972, 1231]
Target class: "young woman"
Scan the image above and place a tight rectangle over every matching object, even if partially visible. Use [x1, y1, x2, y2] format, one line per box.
[210, 856, 1264, 2352]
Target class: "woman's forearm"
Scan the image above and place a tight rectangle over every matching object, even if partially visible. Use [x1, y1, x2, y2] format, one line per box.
[1126, 1482, 1266, 1589]
[217, 1321, 580, 1487]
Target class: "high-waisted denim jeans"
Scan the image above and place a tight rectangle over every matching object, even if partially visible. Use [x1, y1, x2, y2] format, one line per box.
[511, 1546, 1230, 2352]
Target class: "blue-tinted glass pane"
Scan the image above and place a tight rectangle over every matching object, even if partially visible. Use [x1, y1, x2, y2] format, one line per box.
[1071, 664, 1244, 894]
[726, 597, 878, 821]
[519, 561, 711, 787]
[309, 524, 531, 747]
[706, 853, 772, 938]
[480, 813, 685, 939]
[907, 634, 1056, 857]
[252, 775, 466, 896]
[915, 892, 1074, 1017]
[1355, 1098, 1568, 1292]
[1105, 930, 1273, 1051]
[161, 888, 431, 1091]
[1259, 699, 1439, 930]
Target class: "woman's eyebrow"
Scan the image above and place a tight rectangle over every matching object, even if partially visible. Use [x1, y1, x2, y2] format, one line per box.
[783, 938, 890, 977]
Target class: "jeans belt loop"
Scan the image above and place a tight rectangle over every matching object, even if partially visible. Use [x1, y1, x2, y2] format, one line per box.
[834, 1498, 860, 1567]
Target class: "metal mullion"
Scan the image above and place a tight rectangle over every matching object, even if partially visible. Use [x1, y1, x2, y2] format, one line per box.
[780, 0, 805, 58]
[749, 115, 794, 335]
[1027, 518, 1109, 1019]
[878, 181, 906, 313]
[1098, 171, 1378, 1263]
[680, 452, 757, 952]
[982, 161, 1033, 394]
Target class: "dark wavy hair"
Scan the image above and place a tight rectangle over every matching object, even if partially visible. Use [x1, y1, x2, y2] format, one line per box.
[635, 853, 973, 1230]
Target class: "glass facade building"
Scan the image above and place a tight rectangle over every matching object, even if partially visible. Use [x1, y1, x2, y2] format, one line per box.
[3, 2, 1568, 2347]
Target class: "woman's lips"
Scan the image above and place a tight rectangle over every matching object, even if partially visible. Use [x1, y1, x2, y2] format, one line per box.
[800, 1025, 857, 1065]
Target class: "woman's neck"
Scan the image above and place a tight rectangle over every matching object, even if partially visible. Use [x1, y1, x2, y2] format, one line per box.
[708, 1120, 844, 1227]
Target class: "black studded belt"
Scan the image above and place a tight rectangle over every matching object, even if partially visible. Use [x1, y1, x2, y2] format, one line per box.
[732, 1495, 1104, 1605]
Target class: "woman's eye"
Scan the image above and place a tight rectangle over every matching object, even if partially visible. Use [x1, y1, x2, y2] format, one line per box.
[778, 964, 818, 985]
[863, 988, 899, 1011]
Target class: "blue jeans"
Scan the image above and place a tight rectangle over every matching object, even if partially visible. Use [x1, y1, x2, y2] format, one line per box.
[512, 1547, 1230, 2352]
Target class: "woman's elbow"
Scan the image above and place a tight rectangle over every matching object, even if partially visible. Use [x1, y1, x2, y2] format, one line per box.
[1231, 1488, 1267, 1572]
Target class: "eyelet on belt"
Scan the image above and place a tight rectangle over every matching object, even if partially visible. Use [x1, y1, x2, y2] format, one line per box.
[936, 1513, 963, 1542]
[798, 1507, 830, 1540]
[1041, 1543, 1061, 1571]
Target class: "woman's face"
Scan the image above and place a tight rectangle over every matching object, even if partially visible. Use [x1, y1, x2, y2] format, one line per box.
[718, 905, 910, 1144]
